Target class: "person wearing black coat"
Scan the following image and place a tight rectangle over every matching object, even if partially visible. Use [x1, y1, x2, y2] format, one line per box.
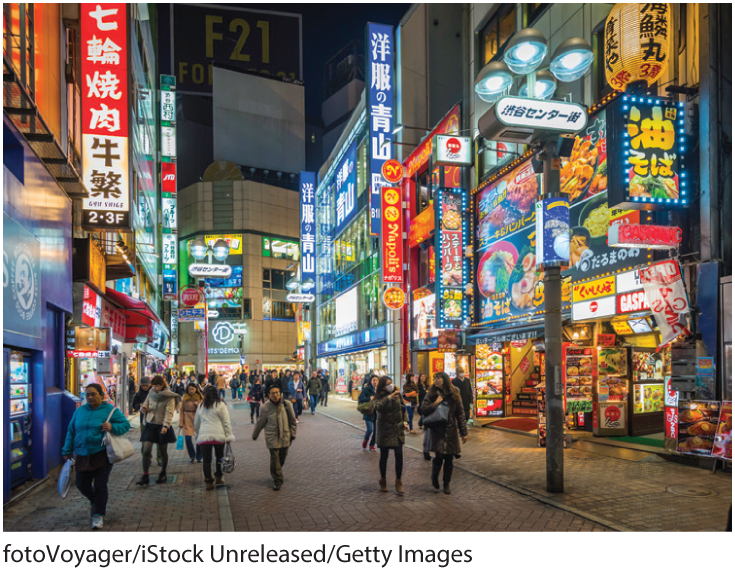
[357, 376, 378, 451]
[451, 367, 473, 426]
[132, 376, 152, 424]
[319, 371, 331, 406]
[248, 379, 264, 423]
[420, 372, 468, 495]
[373, 376, 408, 495]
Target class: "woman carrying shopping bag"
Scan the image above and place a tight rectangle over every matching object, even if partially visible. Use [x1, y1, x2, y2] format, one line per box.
[62, 383, 130, 530]
[195, 385, 235, 490]
[136, 375, 181, 486]
[419, 372, 467, 495]
[179, 383, 204, 463]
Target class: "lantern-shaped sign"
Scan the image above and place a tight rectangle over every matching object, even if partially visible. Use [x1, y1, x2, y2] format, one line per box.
[604, 3, 672, 91]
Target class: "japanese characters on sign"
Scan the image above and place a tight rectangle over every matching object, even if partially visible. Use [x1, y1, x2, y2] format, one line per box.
[608, 96, 689, 209]
[494, 96, 588, 133]
[367, 22, 394, 236]
[170, 300, 179, 354]
[162, 234, 178, 265]
[162, 197, 177, 230]
[604, 3, 671, 91]
[381, 187, 404, 283]
[432, 135, 472, 167]
[436, 189, 467, 329]
[475, 160, 547, 326]
[334, 141, 357, 235]
[535, 197, 570, 268]
[561, 108, 648, 282]
[300, 171, 317, 289]
[639, 260, 692, 347]
[81, 3, 130, 231]
[608, 223, 682, 249]
[162, 269, 178, 302]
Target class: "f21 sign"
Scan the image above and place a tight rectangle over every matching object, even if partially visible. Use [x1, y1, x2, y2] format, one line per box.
[81, 3, 131, 231]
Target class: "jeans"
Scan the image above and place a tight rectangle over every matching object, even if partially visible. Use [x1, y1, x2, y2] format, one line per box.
[200, 443, 225, 480]
[319, 391, 328, 406]
[250, 402, 261, 421]
[231, 388, 237, 400]
[184, 435, 202, 461]
[218, 389, 226, 399]
[406, 404, 415, 431]
[433, 453, 454, 485]
[309, 394, 318, 413]
[269, 447, 289, 485]
[293, 398, 303, 418]
[76, 463, 113, 516]
[379, 446, 403, 479]
[364, 419, 376, 446]
[142, 441, 168, 473]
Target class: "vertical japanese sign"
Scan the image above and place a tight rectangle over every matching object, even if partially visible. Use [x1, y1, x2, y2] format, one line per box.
[81, 3, 130, 231]
[380, 187, 403, 283]
[334, 141, 357, 235]
[367, 22, 394, 236]
[300, 172, 317, 292]
[436, 189, 467, 329]
[161, 74, 178, 301]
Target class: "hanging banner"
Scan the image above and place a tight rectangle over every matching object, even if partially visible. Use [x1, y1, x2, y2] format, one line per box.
[81, 3, 130, 231]
[299, 172, 317, 290]
[436, 189, 467, 329]
[639, 260, 691, 347]
[381, 187, 403, 283]
[367, 22, 394, 235]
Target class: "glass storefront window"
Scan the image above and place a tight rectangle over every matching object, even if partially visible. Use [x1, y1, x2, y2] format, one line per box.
[479, 5, 516, 67]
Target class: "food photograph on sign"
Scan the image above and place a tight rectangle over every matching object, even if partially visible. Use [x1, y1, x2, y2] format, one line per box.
[561, 109, 647, 281]
[677, 401, 721, 456]
[412, 288, 438, 341]
[437, 190, 466, 328]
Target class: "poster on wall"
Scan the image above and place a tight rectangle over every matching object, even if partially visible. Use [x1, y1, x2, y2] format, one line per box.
[475, 161, 545, 326]
[412, 288, 438, 342]
[677, 401, 721, 456]
[560, 109, 647, 283]
[436, 189, 467, 328]
[713, 402, 732, 460]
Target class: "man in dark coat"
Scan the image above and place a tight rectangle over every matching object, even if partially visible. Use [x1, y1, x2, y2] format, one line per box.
[451, 367, 472, 427]
[319, 370, 331, 407]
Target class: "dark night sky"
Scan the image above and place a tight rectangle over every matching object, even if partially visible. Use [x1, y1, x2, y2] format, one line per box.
[255, 3, 411, 118]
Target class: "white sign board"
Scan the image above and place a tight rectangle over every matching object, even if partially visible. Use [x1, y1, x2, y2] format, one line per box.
[335, 287, 358, 337]
[495, 96, 588, 133]
[286, 293, 316, 303]
[188, 264, 232, 278]
[572, 295, 616, 322]
[433, 135, 472, 166]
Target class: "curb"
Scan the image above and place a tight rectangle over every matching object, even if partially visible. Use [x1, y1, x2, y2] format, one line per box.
[317, 410, 629, 532]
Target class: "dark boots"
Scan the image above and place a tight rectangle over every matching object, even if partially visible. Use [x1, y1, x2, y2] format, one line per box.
[156, 472, 168, 484]
[136, 474, 149, 486]
[443, 456, 454, 494]
[431, 457, 441, 490]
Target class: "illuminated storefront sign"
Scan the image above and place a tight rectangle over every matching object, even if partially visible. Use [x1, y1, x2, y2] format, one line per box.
[494, 96, 588, 132]
[608, 96, 689, 209]
[572, 276, 616, 303]
[81, 3, 130, 231]
[300, 172, 317, 287]
[162, 233, 177, 265]
[286, 293, 315, 303]
[188, 264, 231, 278]
[161, 161, 176, 194]
[408, 204, 435, 248]
[436, 189, 467, 329]
[404, 104, 460, 179]
[162, 197, 177, 230]
[432, 135, 472, 167]
[162, 269, 178, 301]
[381, 187, 403, 283]
[335, 287, 358, 337]
[367, 22, 394, 235]
[608, 223, 682, 249]
[334, 141, 357, 235]
[381, 159, 403, 183]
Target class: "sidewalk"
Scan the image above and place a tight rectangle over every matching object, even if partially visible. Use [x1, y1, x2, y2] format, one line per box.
[318, 397, 731, 531]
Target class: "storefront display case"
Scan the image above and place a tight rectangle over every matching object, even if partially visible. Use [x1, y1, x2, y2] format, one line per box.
[594, 347, 629, 436]
[474, 344, 504, 419]
[630, 347, 668, 436]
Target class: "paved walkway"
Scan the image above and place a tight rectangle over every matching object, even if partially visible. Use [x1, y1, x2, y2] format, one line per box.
[3, 396, 729, 532]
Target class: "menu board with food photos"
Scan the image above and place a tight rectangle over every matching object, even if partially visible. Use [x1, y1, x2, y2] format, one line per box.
[560, 109, 648, 283]
[598, 347, 629, 403]
[677, 401, 721, 456]
[436, 190, 466, 329]
[713, 402, 732, 460]
[565, 347, 593, 412]
[475, 161, 545, 326]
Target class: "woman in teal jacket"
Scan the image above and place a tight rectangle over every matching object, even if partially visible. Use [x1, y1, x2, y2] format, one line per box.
[62, 383, 130, 530]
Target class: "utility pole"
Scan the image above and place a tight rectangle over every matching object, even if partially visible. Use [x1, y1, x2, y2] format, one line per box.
[541, 138, 564, 493]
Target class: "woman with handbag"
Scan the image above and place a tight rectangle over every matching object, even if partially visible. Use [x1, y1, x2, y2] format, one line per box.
[357, 375, 379, 451]
[374, 376, 409, 495]
[419, 372, 468, 495]
[179, 383, 203, 463]
[136, 376, 181, 486]
[402, 373, 419, 435]
[62, 383, 130, 530]
[194, 385, 235, 490]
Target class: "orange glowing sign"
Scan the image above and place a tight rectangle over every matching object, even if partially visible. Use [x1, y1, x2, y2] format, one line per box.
[381, 159, 404, 184]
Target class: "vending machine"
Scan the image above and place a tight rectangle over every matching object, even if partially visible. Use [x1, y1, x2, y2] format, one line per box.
[6, 350, 33, 488]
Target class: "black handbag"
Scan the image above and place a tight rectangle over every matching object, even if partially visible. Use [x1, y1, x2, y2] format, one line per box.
[422, 402, 449, 429]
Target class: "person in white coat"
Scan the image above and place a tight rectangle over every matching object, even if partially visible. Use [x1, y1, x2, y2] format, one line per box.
[194, 385, 235, 490]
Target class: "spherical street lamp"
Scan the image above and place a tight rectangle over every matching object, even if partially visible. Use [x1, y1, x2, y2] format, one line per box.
[519, 70, 557, 100]
[504, 28, 548, 75]
[212, 239, 230, 262]
[190, 237, 207, 261]
[474, 61, 514, 102]
[550, 37, 594, 82]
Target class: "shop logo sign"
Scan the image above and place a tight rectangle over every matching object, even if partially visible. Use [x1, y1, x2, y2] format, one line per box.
[212, 321, 236, 345]
[8, 241, 39, 321]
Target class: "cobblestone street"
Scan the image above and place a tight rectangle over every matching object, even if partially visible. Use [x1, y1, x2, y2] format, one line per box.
[3, 396, 730, 532]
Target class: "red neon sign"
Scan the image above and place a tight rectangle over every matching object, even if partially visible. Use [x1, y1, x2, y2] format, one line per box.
[609, 224, 682, 249]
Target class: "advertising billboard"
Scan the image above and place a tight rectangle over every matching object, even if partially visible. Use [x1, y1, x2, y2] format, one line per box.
[335, 287, 358, 337]
[436, 189, 467, 329]
[300, 172, 317, 291]
[412, 288, 439, 341]
[381, 187, 403, 283]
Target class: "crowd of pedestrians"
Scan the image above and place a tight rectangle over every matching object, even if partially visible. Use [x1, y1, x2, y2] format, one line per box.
[63, 364, 470, 529]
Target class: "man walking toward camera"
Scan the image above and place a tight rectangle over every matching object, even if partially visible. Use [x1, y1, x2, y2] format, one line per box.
[252, 385, 297, 490]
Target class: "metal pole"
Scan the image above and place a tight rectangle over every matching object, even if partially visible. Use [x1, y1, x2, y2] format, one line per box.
[542, 139, 564, 493]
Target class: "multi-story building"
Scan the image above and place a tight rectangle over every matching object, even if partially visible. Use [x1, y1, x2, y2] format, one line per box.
[177, 177, 301, 376]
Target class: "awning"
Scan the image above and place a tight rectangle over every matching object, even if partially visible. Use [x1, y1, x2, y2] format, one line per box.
[104, 288, 163, 344]
[317, 340, 387, 359]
